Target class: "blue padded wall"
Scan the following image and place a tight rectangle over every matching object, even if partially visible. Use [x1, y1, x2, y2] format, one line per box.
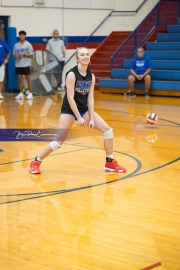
[7, 27, 18, 92]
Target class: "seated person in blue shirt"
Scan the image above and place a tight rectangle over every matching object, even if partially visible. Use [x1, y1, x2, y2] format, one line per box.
[128, 47, 152, 99]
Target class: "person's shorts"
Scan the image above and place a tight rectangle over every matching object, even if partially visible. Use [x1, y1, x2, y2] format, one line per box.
[61, 110, 88, 121]
[15, 66, 31, 75]
[132, 74, 151, 82]
[0, 64, 5, 82]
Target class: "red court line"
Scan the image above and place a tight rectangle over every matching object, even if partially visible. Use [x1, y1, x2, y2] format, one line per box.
[141, 262, 161, 270]
[32, 43, 100, 50]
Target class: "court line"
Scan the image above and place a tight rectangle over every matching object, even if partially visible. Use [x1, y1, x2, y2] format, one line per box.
[131, 156, 180, 177]
[0, 155, 140, 197]
[0, 148, 179, 197]
[0, 110, 179, 204]
[140, 261, 161, 270]
[96, 109, 180, 128]
[1, 155, 180, 205]
[0, 151, 141, 203]
[0, 146, 92, 166]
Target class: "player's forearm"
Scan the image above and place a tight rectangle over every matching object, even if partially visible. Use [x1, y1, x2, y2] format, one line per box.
[24, 54, 33, 58]
[13, 54, 20, 60]
[130, 69, 138, 77]
[6, 52, 11, 60]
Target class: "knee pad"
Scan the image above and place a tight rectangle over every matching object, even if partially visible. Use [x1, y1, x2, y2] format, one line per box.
[50, 141, 61, 150]
[104, 128, 114, 139]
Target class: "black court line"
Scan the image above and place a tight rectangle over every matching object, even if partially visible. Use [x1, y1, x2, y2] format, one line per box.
[95, 108, 180, 126]
[132, 157, 180, 177]
[0, 112, 180, 205]
[0, 146, 92, 166]
[1, 155, 180, 205]
[0, 153, 142, 204]
[0, 150, 141, 197]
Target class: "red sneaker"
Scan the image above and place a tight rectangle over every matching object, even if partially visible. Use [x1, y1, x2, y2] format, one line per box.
[29, 160, 41, 174]
[104, 159, 126, 173]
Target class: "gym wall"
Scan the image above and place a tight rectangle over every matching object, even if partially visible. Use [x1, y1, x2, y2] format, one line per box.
[0, 0, 159, 37]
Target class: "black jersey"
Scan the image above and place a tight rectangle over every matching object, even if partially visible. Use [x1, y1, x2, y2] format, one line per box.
[61, 65, 92, 114]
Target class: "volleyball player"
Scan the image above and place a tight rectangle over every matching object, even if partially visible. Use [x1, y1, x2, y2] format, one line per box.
[29, 47, 126, 174]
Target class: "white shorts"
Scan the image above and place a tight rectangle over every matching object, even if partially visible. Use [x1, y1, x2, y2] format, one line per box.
[0, 64, 5, 82]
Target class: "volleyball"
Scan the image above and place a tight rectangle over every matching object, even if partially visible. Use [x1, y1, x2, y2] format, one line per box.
[146, 113, 158, 125]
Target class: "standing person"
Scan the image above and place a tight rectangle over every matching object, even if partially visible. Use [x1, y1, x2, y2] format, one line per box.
[46, 29, 66, 90]
[13, 30, 34, 100]
[0, 37, 11, 100]
[29, 47, 126, 174]
[128, 47, 152, 99]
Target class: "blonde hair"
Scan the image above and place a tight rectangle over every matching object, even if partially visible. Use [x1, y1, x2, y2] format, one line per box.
[75, 47, 91, 65]
[75, 47, 87, 58]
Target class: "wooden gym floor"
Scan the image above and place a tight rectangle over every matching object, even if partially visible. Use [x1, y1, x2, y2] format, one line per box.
[0, 91, 180, 270]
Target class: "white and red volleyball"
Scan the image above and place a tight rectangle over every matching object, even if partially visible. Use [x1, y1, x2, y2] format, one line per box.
[146, 113, 158, 125]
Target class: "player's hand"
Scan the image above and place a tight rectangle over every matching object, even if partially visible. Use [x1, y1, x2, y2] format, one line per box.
[77, 117, 87, 127]
[3, 59, 9, 65]
[16, 55, 21, 60]
[138, 75, 143, 80]
[89, 120, 94, 129]
[18, 52, 24, 58]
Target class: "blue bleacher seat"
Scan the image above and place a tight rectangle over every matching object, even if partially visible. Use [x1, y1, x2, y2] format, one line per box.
[157, 33, 180, 42]
[145, 51, 180, 60]
[99, 78, 180, 91]
[98, 17, 180, 95]
[111, 69, 180, 81]
[124, 59, 180, 70]
[146, 42, 180, 51]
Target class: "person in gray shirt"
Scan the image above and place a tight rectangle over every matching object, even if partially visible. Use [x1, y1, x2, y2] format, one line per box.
[13, 30, 34, 100]
[46, 29, 66, 90]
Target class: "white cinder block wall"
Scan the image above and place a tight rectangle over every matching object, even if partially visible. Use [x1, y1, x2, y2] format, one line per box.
[0, 0, 159, 35]
[0, 0, 160, 82]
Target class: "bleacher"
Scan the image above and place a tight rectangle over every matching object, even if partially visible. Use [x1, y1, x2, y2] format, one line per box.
[98, 1, 180, 97]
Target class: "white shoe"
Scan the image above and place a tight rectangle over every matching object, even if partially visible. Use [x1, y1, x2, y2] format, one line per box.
[57, 86, 64, 91]
[15, 92, 24, 100]
[0, 93, 3, 100]
[26, 93, 33, 100]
